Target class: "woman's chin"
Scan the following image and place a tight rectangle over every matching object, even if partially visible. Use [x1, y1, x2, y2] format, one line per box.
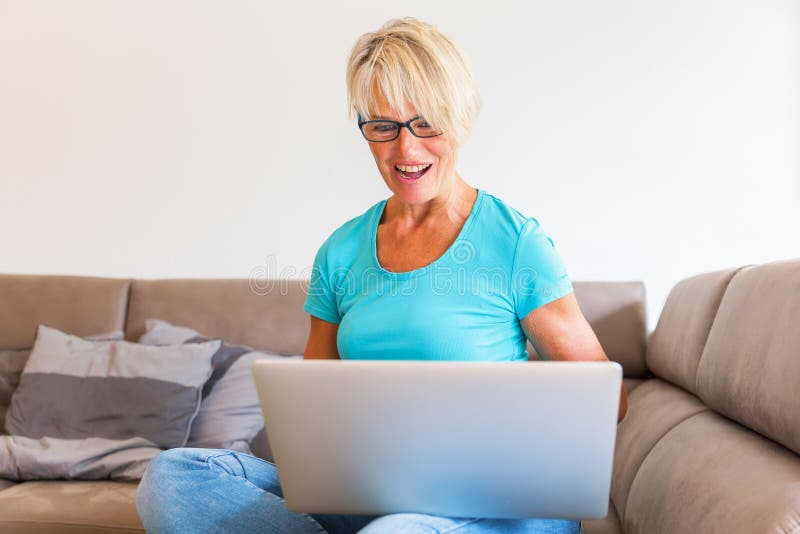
[382, 169, 446, 205]
[390, 186, 439, 207]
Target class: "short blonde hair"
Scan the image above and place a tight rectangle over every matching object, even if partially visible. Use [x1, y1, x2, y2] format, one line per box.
[346, 17, 481, 147]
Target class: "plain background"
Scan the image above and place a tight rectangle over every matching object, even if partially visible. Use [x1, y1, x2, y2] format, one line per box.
[1, 1, 798, 331]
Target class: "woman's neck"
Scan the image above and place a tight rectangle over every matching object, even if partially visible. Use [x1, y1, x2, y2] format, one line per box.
[383, 177, 477, 233]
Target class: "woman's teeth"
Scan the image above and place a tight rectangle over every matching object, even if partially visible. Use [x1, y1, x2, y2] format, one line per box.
[396, 164, 430, 173]
[395, 164, 431, 180]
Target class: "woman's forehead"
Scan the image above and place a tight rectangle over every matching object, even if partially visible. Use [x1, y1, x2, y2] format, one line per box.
[367, 92, 418, 120]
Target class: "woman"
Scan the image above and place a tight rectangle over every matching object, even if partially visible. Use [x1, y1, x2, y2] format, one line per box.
[137, 17, 626, 534]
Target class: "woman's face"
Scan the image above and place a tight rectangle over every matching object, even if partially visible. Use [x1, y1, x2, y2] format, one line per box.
[366, 92, 458, 206]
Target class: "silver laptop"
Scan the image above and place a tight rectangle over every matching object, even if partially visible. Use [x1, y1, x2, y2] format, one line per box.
[251, 359, 621, 520]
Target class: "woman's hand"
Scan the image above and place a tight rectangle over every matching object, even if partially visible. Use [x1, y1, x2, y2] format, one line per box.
[520, 292, 628, 422]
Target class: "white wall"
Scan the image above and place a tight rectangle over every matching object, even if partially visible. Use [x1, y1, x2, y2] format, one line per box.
[1, 0, 798, 331]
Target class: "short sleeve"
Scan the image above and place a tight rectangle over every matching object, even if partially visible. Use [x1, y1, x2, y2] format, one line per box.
[511, 218, 574, 319]
[303, 237, 341, 324]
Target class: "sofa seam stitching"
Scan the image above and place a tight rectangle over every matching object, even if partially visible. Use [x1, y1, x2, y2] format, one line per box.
[692, 265, 749, 395]
[620, 405, 711, 528]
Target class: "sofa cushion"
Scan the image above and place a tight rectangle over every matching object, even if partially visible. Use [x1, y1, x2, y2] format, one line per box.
[621, 377, 645, 395]
[610, 378, 708, 523]
[696, 259, 800, 455]
[645, 268, 740, 394]
[125, 278, 309, 354]
[581, 500, 622, 534]
[0, 275, 130, 350]
[624, 410, 800, 533]
[1, 325, 219, 480]
[0, 480, 143, 533]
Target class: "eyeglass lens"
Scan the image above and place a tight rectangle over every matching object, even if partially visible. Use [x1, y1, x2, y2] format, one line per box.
[361, 118, 441, 141]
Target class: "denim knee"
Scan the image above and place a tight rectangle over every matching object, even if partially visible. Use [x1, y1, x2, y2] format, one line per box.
[137, 449, 183, 516]
[137, 447, 283, 511]
[136, 448, 221, 520]
[137, 448, 326, 534]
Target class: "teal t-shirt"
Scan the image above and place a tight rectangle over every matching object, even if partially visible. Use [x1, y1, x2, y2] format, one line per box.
[303, 189, 573, 361]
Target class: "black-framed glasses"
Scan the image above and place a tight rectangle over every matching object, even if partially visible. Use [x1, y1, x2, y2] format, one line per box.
[358, 116, 443, 142]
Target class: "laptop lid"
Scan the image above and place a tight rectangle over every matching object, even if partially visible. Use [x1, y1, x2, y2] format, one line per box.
[252, 359, 621, 520]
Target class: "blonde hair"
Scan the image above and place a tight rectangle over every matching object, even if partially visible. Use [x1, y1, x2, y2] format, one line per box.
[346, 17, 481, 147]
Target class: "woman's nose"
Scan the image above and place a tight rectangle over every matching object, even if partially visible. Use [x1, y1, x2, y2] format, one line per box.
[395, 125, 417, 152]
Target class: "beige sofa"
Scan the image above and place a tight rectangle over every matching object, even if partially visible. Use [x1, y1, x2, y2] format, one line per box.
[0, 259, 798, 533]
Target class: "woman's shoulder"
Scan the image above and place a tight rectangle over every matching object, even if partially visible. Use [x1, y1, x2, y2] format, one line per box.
[326, 198, 384, 243]
[313, 198, 385, 263]
[477, 190, 537, 235]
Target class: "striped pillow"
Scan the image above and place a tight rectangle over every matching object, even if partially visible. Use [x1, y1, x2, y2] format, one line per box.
[0, 325, 219, 480]
[1, 330, 124, 433]
[138, 318, 302, 454]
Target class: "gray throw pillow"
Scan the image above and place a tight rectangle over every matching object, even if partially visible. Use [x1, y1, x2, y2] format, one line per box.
[139, 319, 301, 456]
[0, 330, 123, 434]
[138, 319, 200, 345]
[139, 319, 251, 397]
[0, 325, 219, 480]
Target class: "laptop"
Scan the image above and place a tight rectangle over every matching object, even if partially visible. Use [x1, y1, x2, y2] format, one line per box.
[251, 359, 621, 520]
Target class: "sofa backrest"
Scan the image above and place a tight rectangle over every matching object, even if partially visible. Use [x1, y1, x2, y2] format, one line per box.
[125, 278, 309, 354]
[645, 259, 800, 455]
[645, 267, 742, 394]
[695, 259, 800, 456]
[127, 278, 648, 364]
[0, 274, 130, 349]
[0, 275, 647, 367]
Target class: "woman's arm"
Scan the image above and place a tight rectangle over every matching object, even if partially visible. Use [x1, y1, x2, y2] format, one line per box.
[303, 316, 341, 359]
[520, 292, 628, 422]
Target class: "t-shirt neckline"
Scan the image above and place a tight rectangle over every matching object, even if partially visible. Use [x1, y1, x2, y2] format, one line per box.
[370, 188, 485, 280]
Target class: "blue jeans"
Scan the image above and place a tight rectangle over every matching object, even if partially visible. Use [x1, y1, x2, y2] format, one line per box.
[136, 448, 582, 534]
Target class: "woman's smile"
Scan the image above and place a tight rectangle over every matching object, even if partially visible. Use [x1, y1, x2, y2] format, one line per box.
[394, 162, 432, 182]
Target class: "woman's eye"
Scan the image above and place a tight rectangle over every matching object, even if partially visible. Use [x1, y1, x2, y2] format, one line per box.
[413, 119, 437, 132]
[372, 123, 398, 133]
